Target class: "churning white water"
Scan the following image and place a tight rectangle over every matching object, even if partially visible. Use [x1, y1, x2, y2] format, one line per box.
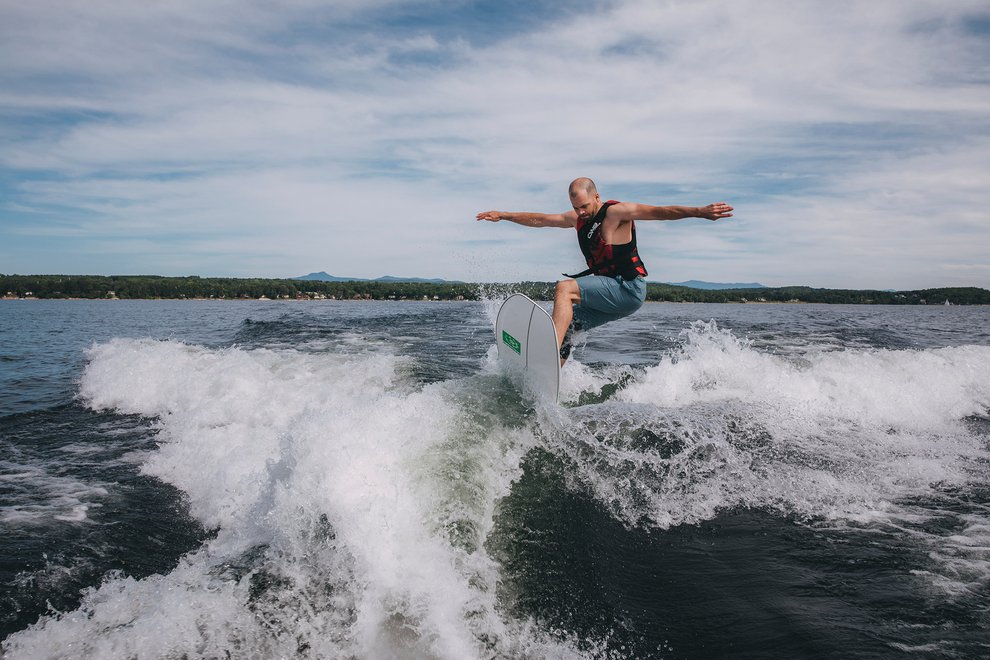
[4, 338, 592, 658]
[4, 309, 990, 658]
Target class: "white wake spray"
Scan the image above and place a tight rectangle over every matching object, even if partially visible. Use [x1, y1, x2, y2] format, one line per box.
[547, 321, 990, 597]
[4, 338, 587, 659]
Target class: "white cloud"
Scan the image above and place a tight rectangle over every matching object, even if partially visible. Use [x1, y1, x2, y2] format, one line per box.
[1, 0, 988, 287]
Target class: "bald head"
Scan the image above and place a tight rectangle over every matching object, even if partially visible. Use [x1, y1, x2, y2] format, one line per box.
[568, 177, 598, 201]
[568, 177, 602, 221]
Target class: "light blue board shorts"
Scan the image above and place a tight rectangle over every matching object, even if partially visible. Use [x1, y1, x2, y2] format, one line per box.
[572, 275, 647, 330]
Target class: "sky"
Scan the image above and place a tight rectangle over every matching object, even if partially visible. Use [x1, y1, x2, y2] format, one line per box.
[1, 0, 989, 289]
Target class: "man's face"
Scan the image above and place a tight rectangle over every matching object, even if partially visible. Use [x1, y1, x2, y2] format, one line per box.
[571, 189, 601, 222]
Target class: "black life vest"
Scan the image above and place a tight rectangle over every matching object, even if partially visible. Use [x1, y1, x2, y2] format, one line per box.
[565, 200, 648, 279]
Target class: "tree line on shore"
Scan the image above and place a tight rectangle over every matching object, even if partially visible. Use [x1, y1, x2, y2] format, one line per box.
[2, 274, 988, 305]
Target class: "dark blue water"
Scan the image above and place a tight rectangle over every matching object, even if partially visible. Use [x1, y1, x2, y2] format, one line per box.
[2, 299, 989, 658]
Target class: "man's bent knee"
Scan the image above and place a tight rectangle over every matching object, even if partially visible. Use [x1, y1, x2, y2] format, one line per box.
[555, 279, 580, 303]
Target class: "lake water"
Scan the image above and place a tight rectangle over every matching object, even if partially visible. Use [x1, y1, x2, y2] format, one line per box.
[2, 299, 989, 658]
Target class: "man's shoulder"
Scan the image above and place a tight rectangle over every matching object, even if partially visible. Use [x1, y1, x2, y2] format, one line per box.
[602, 201, 633, 223]
[602, 200, 628, 215]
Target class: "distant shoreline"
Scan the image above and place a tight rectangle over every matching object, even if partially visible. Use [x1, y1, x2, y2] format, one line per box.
[3, 275, 989, 305]
[3, 297, 987, 307]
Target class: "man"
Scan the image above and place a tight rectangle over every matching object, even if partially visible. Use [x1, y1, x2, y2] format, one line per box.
[476, 177, 733, 361]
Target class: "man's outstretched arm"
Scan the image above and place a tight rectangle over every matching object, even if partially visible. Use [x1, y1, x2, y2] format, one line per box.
[610, 202, 734, 222]
[476, 210, 576, 228]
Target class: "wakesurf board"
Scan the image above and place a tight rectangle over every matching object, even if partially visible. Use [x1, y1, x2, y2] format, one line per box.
[495, 293, 560, 403]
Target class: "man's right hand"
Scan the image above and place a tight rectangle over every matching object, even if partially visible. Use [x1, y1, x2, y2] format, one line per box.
[699, 202, 733, 221]
[476, 211, 502, 222]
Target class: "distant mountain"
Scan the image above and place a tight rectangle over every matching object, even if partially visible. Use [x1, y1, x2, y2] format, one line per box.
[296, 273, 763, 289]
[295, 272, 358, 282]
[294, 272, 461, 284]
[664, 280, 767, 290]
[375, 275, 458, 284]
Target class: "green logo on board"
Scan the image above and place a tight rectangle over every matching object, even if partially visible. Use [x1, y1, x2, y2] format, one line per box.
[502, 330, 521, 354]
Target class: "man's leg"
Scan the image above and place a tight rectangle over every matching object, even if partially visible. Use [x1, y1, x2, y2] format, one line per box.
[554, 276, 645, 363]
[552, 279, 580, 351]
